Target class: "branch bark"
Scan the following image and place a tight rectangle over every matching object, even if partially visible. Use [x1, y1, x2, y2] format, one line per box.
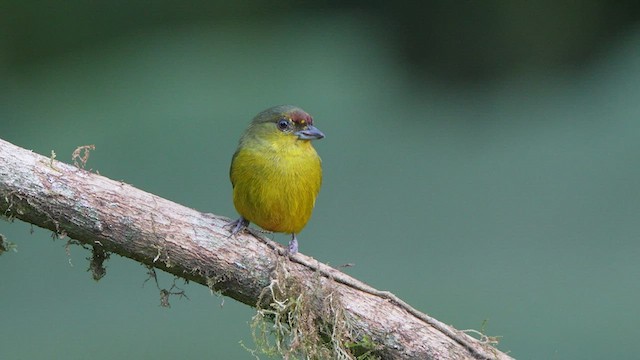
[0, 138, 513, 360]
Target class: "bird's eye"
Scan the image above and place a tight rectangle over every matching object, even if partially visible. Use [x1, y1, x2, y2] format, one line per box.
[277, 119, 290, 131]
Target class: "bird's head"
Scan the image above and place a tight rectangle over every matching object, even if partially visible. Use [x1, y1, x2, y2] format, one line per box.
[244, 105, 325, 147]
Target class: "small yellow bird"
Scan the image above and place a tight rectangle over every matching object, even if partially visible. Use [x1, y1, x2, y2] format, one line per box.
[228, 105, 324, 253]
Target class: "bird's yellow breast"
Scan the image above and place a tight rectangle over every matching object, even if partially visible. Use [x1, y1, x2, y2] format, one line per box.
[230, 136, 322, 234]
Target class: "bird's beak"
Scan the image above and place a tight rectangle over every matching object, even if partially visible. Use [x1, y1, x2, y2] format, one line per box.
[295, 125, 325, 140]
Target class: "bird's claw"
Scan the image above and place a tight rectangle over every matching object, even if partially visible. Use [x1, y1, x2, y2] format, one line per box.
[226, 217, 249, 236]
[287, 234, 299, 254]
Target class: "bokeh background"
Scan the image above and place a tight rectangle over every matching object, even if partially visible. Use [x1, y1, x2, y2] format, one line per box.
[2, 1, 640, 359]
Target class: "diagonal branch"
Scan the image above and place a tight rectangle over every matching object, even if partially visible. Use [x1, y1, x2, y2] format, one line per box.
[0, 138, 513, 360]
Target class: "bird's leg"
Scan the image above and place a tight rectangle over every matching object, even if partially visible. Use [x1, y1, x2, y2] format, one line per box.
[288, 233, 299, 254]
[226, 216, 249, 236]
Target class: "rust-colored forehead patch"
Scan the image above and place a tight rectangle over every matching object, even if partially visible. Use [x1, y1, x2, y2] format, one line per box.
[288, 110, 314, 125]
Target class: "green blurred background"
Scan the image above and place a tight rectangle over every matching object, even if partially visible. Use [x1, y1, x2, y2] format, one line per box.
[2, 1, 640, 359]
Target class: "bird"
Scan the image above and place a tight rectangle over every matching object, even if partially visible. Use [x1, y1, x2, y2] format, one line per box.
[227, 105, 324, 254]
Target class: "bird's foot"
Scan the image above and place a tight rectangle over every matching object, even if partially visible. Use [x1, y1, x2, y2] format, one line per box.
[226, 217, 249, 236]
[287, 234, 299, 255]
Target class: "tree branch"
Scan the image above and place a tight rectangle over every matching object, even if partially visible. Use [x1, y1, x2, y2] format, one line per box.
[0, 138, 512, 360]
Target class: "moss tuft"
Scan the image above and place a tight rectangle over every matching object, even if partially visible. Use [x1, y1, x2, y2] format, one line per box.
[247, 259, 382, 359]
